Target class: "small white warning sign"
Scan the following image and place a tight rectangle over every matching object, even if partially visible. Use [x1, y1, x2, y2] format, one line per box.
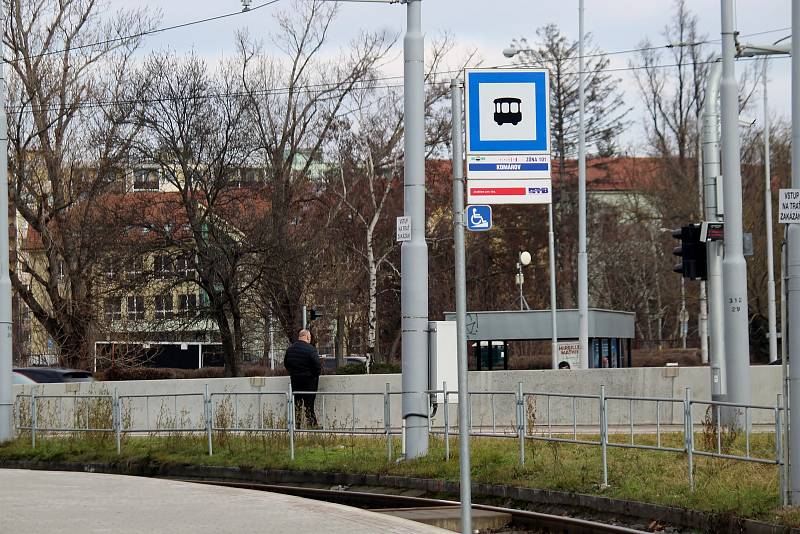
[779, 189, 800, 224]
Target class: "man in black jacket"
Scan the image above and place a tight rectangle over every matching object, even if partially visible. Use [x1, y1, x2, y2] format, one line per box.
[283, 329, 321, 427]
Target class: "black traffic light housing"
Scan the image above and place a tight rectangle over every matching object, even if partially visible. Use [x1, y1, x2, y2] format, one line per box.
[308, 308, 323, 321]
[672, 224, 707, 281]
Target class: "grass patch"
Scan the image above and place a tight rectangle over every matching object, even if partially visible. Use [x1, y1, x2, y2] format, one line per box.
[0, 430, 794, 528]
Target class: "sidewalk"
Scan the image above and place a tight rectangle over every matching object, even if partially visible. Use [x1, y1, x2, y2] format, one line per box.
[1, 469, 450, 534]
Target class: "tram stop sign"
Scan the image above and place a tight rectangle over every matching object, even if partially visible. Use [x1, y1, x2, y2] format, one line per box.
[464, 69, 550, 157]
[464, 68, 552, 205]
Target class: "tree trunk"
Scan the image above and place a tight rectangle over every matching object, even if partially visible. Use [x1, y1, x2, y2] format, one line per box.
[366, 228, 379, 362]
[335, 301, 345, 368]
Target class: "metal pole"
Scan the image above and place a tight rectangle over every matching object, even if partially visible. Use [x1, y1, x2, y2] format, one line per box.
[685, 387, 694, 491]
[698, 136, 709, 364]
[517, 382, 525, 466]
[451, 79, 472, 534]
[301, 305, 307, 331]
[701, 61, 726, 401]
[720, 0, 751, 428]
[548, 203, 558, 368]
[0, 2, 13, 444]
[763, 58, 779, 364]
[599, 384, 607, 487]
[401, 0, 429, 459]
[577, 0, 589, 369]
[204, 384, 212, 456]
[782, 234, 790, 504]
[114, 387, 121, 455]
[517, 262, 524, 311]
[385, 383, 393, 460]
[680, 277, 687, 349]
[269, 314, 275, 371]
[288, 383, 295, 461]
[789, 0, 800, 504]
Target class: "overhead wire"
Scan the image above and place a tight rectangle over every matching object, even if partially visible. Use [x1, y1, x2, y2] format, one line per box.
[6, 0, 283, 63]
[7, 51, 790, 116]
[2, 1, 792, 116]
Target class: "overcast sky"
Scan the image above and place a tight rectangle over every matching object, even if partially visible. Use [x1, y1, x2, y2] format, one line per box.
[113, 0, 793, 152]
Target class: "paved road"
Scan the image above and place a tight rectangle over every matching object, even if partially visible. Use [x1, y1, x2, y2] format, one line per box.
[1, 469, 450, 534]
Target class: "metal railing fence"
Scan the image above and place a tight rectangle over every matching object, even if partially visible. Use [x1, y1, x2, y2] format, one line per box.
[13, 382, 784, 496]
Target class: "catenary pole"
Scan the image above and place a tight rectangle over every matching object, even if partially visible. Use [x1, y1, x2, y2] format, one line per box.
[701, 61, 727, 402]
[401, 0, 429, 458]
[720, 0, 751, 428]
[763, 58, 779, 364]
[697, 138, 708, 364]
[0, 3, 12, 444]
[450, 78, 472, 534]
[577, 0, 589, 369]
[789, 0, 800, 504]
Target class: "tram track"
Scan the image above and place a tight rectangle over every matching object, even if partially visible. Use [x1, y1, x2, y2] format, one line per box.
[184, 479, 652, 534]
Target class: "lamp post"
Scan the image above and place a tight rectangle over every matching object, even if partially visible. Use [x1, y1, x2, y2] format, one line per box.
[516, 251, 531, 311]
[400, 0, 429, 459]
[502, 47, 560, 369]
[762, 58, 778, 364]
[0, 3, 12, 444]
[720, 0, 751, 429]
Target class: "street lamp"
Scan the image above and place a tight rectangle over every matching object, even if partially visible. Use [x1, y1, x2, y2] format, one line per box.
[516, 251, 531, 311]
[502, 45, 564, 369]
[504, 0, 587, 369]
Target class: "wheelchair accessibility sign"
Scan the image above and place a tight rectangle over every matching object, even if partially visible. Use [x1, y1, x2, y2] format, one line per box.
[466, 205, 492, 232]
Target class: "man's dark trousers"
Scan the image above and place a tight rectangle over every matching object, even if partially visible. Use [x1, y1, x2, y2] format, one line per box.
[291, 375, 318, 427]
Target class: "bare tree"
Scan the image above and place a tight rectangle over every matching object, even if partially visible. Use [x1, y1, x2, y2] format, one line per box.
[323, 37, 458, 362]
[6, 0, 157, 367]
[132, 52, 264, 377]
[237, 0, 393, 343]
[510, 24, 630, 307]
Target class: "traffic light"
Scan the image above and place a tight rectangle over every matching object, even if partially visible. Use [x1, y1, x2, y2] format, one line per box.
[672, 224, 707, 281]
[309, 308, 323, 321]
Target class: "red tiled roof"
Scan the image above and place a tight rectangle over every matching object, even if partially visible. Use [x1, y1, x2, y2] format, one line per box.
[21, 189, 273, 251]
[429, 156, 662, 193]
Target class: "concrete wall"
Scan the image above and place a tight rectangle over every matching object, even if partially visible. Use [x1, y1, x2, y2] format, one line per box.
[12, 366, 784, 435]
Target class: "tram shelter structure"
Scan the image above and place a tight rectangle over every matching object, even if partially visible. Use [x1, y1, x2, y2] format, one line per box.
[443, 308, 635, 370]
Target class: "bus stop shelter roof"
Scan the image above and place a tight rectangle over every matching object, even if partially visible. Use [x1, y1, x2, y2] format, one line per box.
[442, 308, 635, 341]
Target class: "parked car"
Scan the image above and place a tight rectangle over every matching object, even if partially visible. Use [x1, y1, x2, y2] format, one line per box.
[13, 367, 94, 383]
[319, 355, 369, 371]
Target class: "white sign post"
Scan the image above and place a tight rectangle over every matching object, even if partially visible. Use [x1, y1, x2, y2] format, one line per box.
[556, 341, 582, 369]
[463, 67, 559, 368]
[396, 216, 411, 242]
[465, 68, 552, 196]
[779, 189, 800, 223]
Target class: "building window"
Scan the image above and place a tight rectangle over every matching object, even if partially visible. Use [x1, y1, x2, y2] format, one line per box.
[104, 258, 115, 279]
[104, 297, 122, 323]
[154, 294, 173, 320]
[101, 168, 120, 184]
[126, 296, 145, 321]
[126, 256, 144, 277]
[176, 253, 196, 280]
[178, 293, 197, 318]
[153, 255, 172, 278]
[238, 168, 263, 187]
[133, 168, 160, 191]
